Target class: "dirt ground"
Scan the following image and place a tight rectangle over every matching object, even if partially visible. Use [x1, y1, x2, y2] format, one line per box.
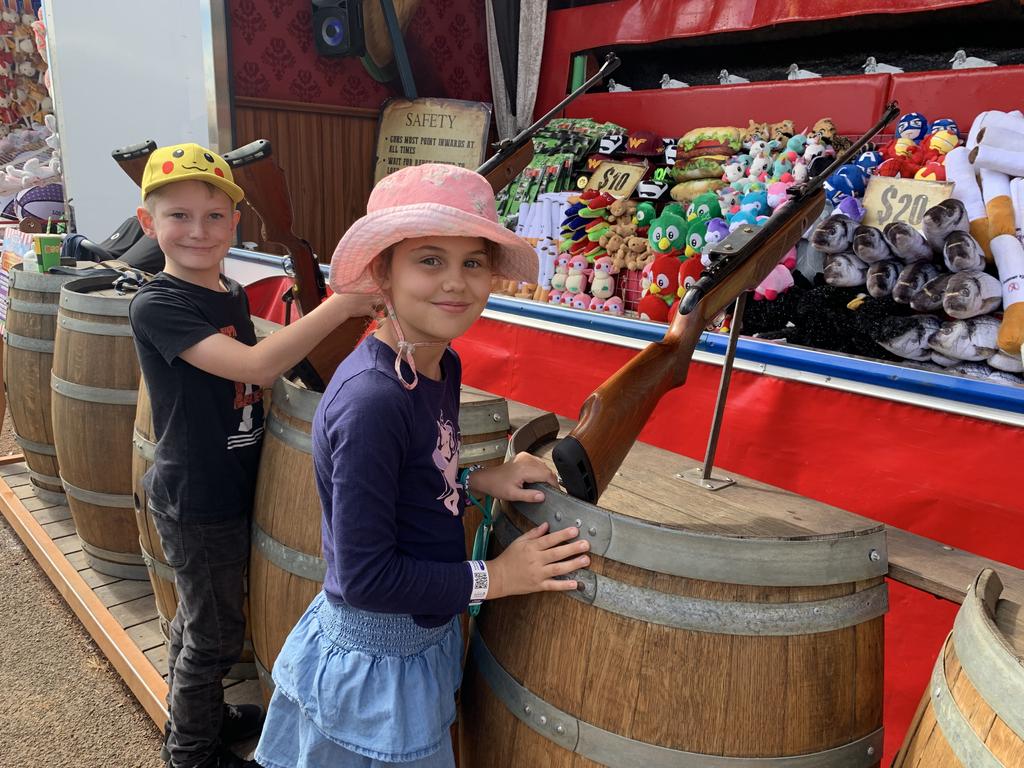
[0, 409, 165, 768]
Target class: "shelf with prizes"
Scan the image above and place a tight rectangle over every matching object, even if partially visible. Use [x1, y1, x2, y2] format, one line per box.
[493, 109, 1024, 388]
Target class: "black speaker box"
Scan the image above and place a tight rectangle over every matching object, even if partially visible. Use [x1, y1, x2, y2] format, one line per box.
[312, 0, 365, 57]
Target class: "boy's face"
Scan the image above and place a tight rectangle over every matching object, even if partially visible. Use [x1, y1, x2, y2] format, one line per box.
[137, 180, 240, 272]
[378, 236, 492, 343]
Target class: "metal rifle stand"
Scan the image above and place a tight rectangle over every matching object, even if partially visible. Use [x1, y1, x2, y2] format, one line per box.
[679, 291, 748, 491]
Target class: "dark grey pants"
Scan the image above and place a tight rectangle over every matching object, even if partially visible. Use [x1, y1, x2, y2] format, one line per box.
[152, 507, 249, 768]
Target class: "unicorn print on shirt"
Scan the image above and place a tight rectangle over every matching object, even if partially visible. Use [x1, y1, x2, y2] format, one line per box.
[432, 414, 461, 516]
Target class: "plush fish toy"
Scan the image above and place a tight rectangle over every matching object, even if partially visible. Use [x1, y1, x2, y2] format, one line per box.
[922, 199, 970, 252]
[884, 222, 934, 263]
[866, 260, 901, 298]
[852, 225, 894, 264]
[987, 350, 1024, 373]
[942, 230, 987, 272]
[893, 262, 941, 304]
[811, 214, 859, 253]
[950, 362, 1024, 386]
[943, 270, 1003, 318]
[910, 273, 954, 313]
[872, 314, 942, 360]
[929, 315, 1001, 361]
[823, 251, 868, 287]
[931, 351, 959, 367]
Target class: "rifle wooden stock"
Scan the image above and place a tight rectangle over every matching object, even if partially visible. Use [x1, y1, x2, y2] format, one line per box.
[111, 140, 157, 186]
[482, 142, 534, 194]
[223, 140, 369, 390]
[552, 192, 825, 503]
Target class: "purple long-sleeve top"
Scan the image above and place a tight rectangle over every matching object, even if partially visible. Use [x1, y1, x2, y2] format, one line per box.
[313, 334, 472, 628]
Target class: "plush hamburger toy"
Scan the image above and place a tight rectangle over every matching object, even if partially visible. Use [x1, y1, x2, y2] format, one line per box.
[679, 126, 742, 161]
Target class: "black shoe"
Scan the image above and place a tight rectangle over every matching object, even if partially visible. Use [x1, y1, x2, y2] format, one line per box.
[221, 703, 266, 745]
[166, 748, 264, 768]
[196, 750, 264, 768]
[161, 704, 265, 765]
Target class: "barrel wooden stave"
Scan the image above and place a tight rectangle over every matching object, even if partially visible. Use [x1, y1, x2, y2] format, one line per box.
[4, 266, 88, 495]
[464, 514, 885, 766]
[249, 378, 323, 700]
[460, 415, 886, 768]
[893, 570, 1023, 767]
[51, 278, 143, 579]
[131, 379, 257, 679]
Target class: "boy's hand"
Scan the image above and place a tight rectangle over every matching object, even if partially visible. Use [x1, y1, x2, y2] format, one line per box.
[326, 292, 380, 322]
[486, 522, 589, 599]
[468, 451, 557, 504]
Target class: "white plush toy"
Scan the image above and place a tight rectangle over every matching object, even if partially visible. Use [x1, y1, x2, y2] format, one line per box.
[966, 112, 1024, 357]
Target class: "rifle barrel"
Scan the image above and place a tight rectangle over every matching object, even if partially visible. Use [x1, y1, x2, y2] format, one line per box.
[476, 53, 620, 178]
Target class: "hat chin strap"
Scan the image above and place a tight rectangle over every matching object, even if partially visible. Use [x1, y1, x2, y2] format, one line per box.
[382, 297, 450, 390]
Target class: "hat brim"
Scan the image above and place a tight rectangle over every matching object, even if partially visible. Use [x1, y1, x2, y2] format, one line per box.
[329, 202, 539, 294]
[144, 172, 245, 204]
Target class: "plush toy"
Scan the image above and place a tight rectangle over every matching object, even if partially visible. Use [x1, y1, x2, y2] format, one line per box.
[649, 207, 689, 257]
[686, 192, 722, 223]
[634, 201, 656, 232]
[564, 254, 591, 294]
[684, 218, 710, 258]
[973, 125, 1024, 355]
[550, 253, 570, 291]
[741, 120, 770, 149]
[930, 118, 960, 140]
[547, 290, 563, 304]
[772, 150, 798, 182]
[754, 247, 798, 301]
[766, 180, 793, 210]
[603, 296, 625, 316]
[625, 235, 655, 272]
[896, 113, 929, 142]
[590, 255, 618, 299]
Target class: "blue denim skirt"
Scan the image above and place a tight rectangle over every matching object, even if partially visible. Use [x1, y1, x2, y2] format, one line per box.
[254, 592, 462, 767]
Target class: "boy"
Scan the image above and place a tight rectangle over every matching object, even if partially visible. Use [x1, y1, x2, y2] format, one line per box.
[129, 143, 376, 768]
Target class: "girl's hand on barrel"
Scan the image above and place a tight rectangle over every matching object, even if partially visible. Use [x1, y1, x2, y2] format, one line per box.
[467, 452, 557, 503]
[485, 522, 590, 599]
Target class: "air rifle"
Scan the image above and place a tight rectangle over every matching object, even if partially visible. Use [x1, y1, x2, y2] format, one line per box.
[476, 53, 621, 194]
[552, 102, 901, 504]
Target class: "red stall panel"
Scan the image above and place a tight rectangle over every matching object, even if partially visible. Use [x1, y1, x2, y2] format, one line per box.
[888, 65, 1024, 130]
[564, 75, 892, 137]
[537, 0, 993, 114]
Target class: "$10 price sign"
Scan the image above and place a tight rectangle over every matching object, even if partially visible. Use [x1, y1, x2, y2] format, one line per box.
[585, 160, 649, 198]
[861, 176, 954, 232]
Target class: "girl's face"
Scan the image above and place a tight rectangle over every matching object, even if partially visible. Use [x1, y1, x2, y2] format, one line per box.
[379, 235, 493, 342]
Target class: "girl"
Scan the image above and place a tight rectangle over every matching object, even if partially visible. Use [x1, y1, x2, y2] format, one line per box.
[254, 163, 591, 768]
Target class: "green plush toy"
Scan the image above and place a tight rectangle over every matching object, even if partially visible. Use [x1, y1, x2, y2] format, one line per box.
[686, 192, 722, 223]
[684, 218, 711, 258]
[634, 202, 657, 231]
[648, 208, 688, 257]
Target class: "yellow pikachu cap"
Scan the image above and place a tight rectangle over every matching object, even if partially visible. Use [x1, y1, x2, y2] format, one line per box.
[141, 143, 244, 204]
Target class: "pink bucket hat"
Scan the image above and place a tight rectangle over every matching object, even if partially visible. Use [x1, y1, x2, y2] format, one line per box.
[329, 163, 539, 294]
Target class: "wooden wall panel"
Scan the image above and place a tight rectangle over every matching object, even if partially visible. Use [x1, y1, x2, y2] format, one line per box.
[233, 98, 379, 264]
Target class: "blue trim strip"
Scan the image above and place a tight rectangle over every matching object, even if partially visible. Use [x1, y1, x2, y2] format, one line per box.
[485, 296, 1024, 415]
[223, 251, 1024, 414]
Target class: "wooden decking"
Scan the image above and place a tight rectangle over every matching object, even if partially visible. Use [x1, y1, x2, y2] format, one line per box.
[0, 457, 262, 730]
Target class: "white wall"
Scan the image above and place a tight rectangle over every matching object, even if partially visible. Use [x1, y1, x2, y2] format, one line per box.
[45, 0, 226, 239]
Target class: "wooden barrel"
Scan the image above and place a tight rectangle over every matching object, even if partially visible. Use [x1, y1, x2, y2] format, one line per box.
[249, 376, 324, 700]
[51, 276, 145, 579]
[249, 380, 510, 700]
[3, 264, 89, 503]
[893, 569, 1023, 767]
[460, 413, 889, 768]
[458, 390, 509, 559]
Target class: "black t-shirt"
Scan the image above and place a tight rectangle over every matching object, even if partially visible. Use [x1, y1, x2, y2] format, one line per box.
[129, 273, 265, 520]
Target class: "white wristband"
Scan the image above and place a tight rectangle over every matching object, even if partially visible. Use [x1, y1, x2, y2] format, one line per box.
[468, 560, 489, 604]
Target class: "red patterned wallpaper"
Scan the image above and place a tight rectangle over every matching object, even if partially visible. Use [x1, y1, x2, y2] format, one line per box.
[229, 0, 492, 109]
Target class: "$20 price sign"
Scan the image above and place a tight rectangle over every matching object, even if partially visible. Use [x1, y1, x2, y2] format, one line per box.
[861, 176, 954, 231]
